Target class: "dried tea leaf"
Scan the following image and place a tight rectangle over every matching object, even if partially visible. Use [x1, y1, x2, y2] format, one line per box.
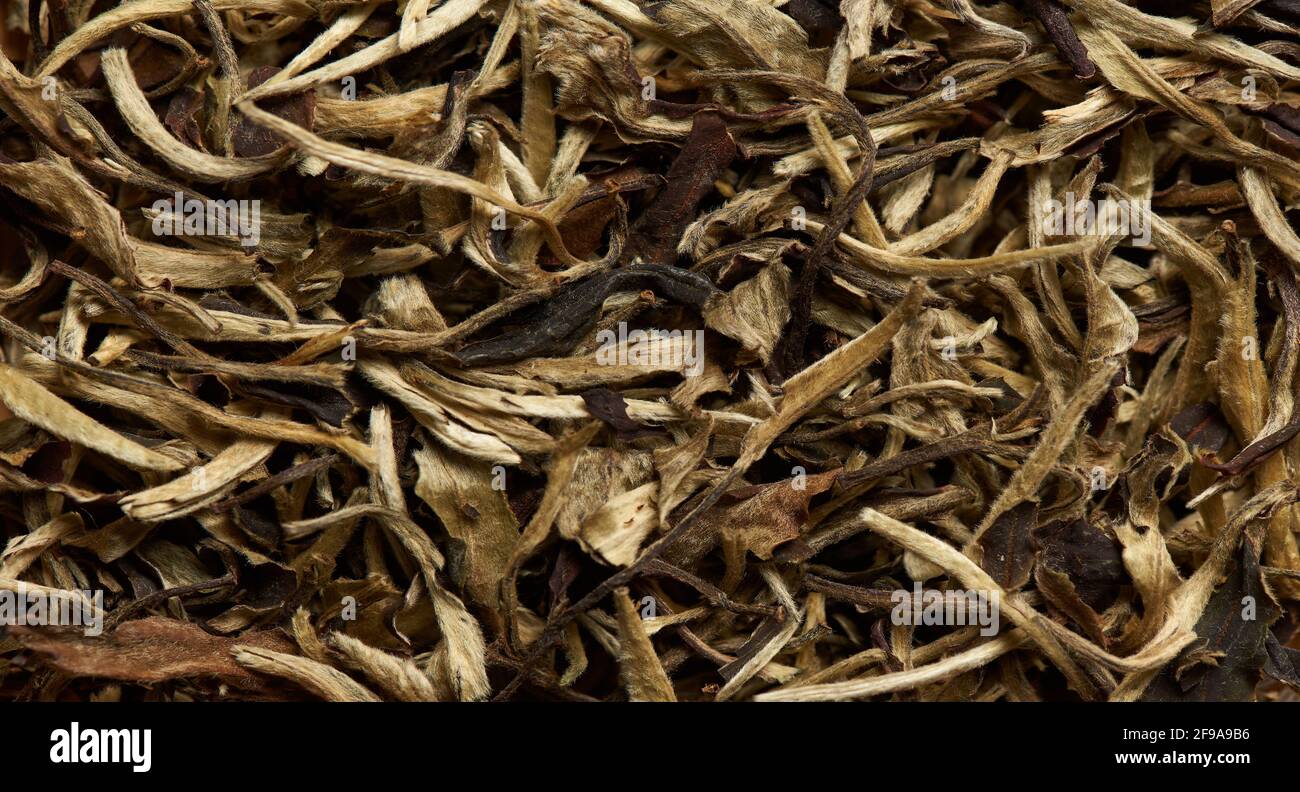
[976, 502, 1037, 591]
[613, 587, 676, 701]
[232, 645, 381, 702]
[9, 617, 294, 691]
[0, 364, 183, 472]
[1143, 544, 1280, 701]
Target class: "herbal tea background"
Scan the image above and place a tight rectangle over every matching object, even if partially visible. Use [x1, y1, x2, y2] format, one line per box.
[1, 0, 1299, 702]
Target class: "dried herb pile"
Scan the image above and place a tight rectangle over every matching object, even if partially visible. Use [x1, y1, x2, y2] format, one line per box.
[2, 0, 1300, 702]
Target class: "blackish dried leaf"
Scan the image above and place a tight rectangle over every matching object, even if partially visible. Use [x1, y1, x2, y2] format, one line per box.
[456, 264, 718, 365]
[581, 387, 654, 438]
[977, 501, 1038, 590]
[1143, 544, 1279, 701]
[232, 66, 317, 158]
[1033, 518, 1127, 613]
[623, 111, 736, 266]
